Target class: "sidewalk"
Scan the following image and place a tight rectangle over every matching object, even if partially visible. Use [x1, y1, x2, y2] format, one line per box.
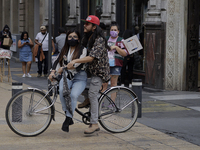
[0, 81, 199, 150]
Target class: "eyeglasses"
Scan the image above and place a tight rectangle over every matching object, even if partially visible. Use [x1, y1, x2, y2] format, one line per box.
[68, 35, 78, 39]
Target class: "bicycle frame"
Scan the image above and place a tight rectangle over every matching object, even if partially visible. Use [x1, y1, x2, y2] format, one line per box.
[27, 83, 58, 121]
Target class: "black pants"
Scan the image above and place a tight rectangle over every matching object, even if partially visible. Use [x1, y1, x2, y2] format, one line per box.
[38, 51, 48, 75]
[121, 56, 134, 84]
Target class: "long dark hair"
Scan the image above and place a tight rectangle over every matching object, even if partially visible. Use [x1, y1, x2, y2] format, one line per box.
[20, 31, 29, 40]
[84, 24, 110, 51]
[59, 28, 81, 66]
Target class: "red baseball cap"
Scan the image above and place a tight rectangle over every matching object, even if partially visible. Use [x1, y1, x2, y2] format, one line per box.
[81, 15, 100, 26]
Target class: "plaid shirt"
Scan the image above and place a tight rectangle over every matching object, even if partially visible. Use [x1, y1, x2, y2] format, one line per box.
[87, 36, 110, 82]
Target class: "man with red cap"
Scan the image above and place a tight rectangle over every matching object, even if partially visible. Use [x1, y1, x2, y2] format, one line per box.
[67, 15, 110, 134]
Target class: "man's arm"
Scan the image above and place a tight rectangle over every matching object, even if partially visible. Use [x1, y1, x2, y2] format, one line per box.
[35, 39, 42, 46]
[67, 56, 94, 68]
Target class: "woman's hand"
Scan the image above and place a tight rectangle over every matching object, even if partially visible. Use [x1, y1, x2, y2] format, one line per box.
[67, 60, 76, 69]
[110, 46, 117, 51]
[57, 67, 64, 75]
[48, 71, 55, 81]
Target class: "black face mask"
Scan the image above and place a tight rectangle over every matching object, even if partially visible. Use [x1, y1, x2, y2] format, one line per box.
[67, 38, 78, 46]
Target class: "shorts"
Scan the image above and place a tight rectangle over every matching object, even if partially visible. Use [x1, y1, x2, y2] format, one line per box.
[110, 66, 122, 75]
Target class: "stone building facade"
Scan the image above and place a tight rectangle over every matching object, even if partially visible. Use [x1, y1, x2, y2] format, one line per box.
[0, 0, 199, 91]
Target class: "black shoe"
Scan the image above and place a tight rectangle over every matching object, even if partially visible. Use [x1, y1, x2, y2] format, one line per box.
[61, 116, 71, 132]
[44, 74, 48, 78]
[69, 118, 74, 126]
[37, 73, 42, 77]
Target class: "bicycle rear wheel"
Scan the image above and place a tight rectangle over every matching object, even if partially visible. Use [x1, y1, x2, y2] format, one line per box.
[98, 87, 138, 133]
[5, 89, 53, 137]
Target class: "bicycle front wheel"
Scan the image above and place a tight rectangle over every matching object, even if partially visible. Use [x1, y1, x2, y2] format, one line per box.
[99, 87, 138, 133]
[5, 89, 53, 137]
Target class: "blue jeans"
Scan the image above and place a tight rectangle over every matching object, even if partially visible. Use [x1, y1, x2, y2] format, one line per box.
[59, 70, 87, 118]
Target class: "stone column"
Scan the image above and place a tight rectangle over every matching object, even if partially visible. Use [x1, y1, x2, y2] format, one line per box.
[43, 0, 49, 26]
[10, 0, 19, 34]
[165, 0, 188, 90]
[0, 0, 2, 30]
[146, 0, 161, 22]
[19, 0, 25, 32]
[25, 0, 34, 40]
[34, 0, 40, 38]
[2, 0, 10, 27]
[100, 0, 112, 25]
[65, 0, 78, 29]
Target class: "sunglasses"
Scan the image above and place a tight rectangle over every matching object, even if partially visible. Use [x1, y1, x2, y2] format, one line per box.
[84, 22, 91, 26]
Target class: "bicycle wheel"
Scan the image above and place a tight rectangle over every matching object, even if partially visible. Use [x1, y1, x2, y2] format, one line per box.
[5, 89, 53, 137]
[98, 87, 138, 133]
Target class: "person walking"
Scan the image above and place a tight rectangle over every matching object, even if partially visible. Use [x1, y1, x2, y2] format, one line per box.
[49, 28, 87, 132]
[35, 26, 55, 77]
[0, 25, 13, 65]
[67, 15, 110, 134]
[120, 29, 134, 88]
[55, 27, 66, 53]
[18, 31, 34, 77]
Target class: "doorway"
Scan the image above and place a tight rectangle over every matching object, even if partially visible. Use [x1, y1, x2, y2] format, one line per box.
[186, 0, 199, 91]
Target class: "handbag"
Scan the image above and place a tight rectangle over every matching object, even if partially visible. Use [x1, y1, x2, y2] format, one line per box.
[3, 38, 12, 47]
[36, 33, 47, 59]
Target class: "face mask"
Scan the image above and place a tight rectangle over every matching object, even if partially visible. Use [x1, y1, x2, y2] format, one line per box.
[67, 38, 78, 46]
[110, 31, 118, 38]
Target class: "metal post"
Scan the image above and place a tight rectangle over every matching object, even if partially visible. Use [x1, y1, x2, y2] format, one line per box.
[48, 0, 52, 92]
[48, 0, 52, 74]
[132, 79, 142, 118]
[12, 82, 23, 122]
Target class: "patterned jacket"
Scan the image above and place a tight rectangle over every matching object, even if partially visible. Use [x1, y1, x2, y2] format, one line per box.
[87, 36, 110, 83]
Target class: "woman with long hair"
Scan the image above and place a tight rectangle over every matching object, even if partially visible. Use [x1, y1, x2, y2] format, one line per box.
[18, 31, 34, 77]
[49, 28, 87, 132]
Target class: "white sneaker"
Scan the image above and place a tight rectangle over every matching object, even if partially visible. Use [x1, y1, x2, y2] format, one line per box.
[129, 84, 132, 88]
[26, 73, 32, 77]
[22, 74, 26, 77]
[121, 84, 125, 87]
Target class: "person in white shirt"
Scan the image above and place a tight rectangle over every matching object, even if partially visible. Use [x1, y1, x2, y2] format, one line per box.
[35, 26, 55, 77]
[55, 27, 66, 53]
[48, 28, 87, 132]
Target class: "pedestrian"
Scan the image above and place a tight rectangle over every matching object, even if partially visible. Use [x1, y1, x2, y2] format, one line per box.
[35, 26, 55, 77]
[133, 26, 143, 70]
[67, 15, 110, 134]
[55, 27, 66, 53]
[49, 28, 87, 132]
[18, 31, 34, 77]
[120, 29, 134, 88]
[102, 22, 127, 102]
[0, 25, 13, 65]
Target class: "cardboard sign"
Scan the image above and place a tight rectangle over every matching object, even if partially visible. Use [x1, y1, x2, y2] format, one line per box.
[3, 38, 12, 47]
[122, 35, 143, 55]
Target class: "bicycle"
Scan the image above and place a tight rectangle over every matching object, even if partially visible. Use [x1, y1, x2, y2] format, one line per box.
[5, 76, 139, 137]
